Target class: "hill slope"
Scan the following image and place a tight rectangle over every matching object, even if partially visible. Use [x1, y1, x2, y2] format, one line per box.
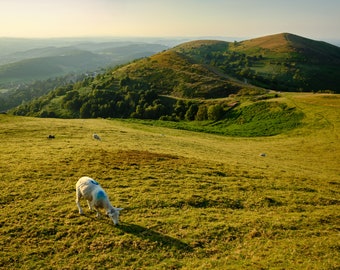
[112, 50, 244, 98]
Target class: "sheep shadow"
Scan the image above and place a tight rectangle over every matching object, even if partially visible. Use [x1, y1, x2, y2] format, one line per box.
[117, 222, 193, 252]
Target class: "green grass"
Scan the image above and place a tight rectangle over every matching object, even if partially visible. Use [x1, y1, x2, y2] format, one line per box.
[129, 99, 304, 137]
[0, 93, 339, 269]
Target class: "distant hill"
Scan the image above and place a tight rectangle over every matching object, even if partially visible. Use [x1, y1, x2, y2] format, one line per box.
[1, 46, 88, 64]
[0, 41, 168, 86]
[0, 41, 168, 111]
[0, 50, 106, 83]
[100, 43, 168, 60]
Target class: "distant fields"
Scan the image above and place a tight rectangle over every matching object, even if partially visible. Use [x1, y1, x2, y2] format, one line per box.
[0, 93, 339, 269]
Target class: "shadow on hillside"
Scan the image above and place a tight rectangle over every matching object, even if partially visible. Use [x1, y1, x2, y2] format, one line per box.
[117, 222, 193, 252]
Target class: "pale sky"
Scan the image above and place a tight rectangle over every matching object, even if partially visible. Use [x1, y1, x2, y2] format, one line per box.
[0, 0, 339, 41]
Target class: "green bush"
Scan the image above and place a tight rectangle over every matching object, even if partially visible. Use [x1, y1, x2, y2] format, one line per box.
[208, 104, 223, 121]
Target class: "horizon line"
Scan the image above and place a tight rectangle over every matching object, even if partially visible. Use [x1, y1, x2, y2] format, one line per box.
[0, 33, 339, 46]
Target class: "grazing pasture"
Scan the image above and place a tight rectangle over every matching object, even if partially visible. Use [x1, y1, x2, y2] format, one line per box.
[0, 93, 339, 269]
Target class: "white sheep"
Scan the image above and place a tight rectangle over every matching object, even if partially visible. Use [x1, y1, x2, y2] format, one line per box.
[75, 176, 123, 225]
[93, 134, 101, 141]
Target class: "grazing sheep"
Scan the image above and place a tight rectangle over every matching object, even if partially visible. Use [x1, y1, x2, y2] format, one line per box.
[93, 134, 101, 141]
[76, 176, 123, 225]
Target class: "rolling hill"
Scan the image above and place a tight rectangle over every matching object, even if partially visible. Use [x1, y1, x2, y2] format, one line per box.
[8, 33, 340, 135]
[172, 33, 340, 92]
[0, 41, 168, 86]
[94, 33, 340, 96]
[0, 50, 106, 82]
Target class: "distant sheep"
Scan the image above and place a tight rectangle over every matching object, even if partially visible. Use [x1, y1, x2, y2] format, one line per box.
[76, 176, 123, 225]
[93, 133, 101, 141]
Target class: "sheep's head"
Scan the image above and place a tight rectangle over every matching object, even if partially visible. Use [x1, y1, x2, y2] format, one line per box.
[107, 207, 123, 225]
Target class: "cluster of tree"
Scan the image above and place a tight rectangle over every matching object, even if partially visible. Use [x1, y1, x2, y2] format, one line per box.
[11, 79, 232, 121]
[64, 88, 166, 119]
[160, 100, 226, 122]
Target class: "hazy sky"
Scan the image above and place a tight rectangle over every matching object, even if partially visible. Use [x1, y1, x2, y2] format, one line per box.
[1, 0, 339, 41]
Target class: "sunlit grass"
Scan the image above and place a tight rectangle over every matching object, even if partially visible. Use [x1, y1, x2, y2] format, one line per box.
[0, 93, 339, 269]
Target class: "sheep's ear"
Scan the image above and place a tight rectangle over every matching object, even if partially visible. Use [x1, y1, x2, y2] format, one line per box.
[115, 208, 123, 211]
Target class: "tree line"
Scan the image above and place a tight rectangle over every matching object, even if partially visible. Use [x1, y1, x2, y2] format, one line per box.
[10, 77, 231, 121]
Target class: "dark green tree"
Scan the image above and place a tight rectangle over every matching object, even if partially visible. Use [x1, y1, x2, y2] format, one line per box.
[208, 104, 223, 121]
[195, 105, 208, 121]
[185, 103, 198, 121]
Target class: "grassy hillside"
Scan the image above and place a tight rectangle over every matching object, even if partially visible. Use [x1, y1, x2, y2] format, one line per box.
[237, 33, 340, 91]
[0, 93, 339, 269]
[173, 33, 340, 92]
[111, 49, 244, 98]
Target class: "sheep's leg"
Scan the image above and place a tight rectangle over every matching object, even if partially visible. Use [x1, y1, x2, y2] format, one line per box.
[87, 200, 94, 211]
[94, 208, 101, 218]
[76, 190, 84, 215]
[88, 201, 101, 218]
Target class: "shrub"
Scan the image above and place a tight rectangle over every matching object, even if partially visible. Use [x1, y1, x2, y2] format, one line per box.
[195, 105, 208, 121]
[185, 104, 198, 120]
[208, 104, 223, 121]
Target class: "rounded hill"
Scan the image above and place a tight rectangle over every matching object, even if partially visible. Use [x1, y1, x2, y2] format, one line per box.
[171, 33, 340, 92]
[111, 49, 244, 98]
